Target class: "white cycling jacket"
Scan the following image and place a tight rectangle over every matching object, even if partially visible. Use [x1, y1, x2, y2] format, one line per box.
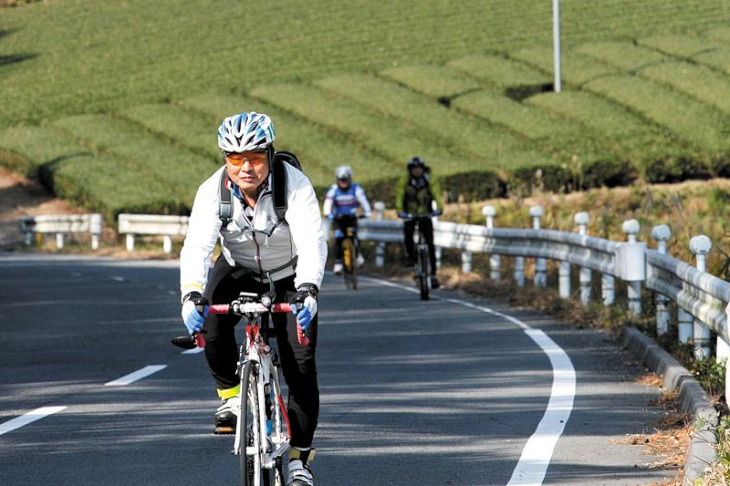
[180, 164, 327, 299]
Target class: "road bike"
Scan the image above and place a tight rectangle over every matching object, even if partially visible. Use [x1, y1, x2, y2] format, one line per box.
[402, 214, 434, 301]
[173, 291, 307, 486]
[333, 214, 363, 291]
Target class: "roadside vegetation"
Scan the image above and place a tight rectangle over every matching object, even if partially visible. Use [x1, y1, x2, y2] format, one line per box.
[1, 1, 729, 222]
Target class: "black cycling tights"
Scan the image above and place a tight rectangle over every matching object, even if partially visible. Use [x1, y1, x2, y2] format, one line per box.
[202, 257, 319, 448]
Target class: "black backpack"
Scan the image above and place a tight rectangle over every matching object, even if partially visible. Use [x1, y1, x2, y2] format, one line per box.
[218, 151, 302, 225]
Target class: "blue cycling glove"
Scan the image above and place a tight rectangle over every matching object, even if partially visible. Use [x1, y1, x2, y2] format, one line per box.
[181, 292, 209, 335]
[290, 284, 318, 332]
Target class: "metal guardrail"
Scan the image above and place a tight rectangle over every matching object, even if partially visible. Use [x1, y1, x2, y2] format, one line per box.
[357, 207, 730, 401]
[117, 214, 189, 253]
[23, 205, 730, 398]
[19, 214, 103, 249]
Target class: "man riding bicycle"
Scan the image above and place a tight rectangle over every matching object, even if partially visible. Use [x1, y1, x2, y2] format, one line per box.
[322, 165, 372, 275]
[179, 112, 326, 486]
[395, 156, 443, 289]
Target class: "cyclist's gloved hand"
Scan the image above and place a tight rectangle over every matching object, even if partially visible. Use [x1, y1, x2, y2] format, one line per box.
[290, 284, 318, 332]
[181, 291, 209, 335]
[398, 212, 408, 219]
[432, 209, 443, 217]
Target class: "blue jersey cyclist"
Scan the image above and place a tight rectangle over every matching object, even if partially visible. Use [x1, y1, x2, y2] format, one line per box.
[179, 112, 326, 486]
[322, 165, 372, 275]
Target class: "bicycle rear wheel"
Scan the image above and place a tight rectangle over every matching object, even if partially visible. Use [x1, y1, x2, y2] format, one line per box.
[417, 245, 430, 301]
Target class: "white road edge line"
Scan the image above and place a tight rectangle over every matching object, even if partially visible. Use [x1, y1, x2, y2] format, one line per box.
[105, 365, 167, 386]
[0, 406, 67, 436]
[362, 276, 576, 486]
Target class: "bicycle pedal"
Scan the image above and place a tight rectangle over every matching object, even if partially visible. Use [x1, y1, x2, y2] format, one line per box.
[214, 425, 236, 435]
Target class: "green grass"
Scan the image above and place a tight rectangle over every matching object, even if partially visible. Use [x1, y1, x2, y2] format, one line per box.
[313, 73, 540, 168]
[585, 75, 730, 154]
[510, 47, 619, 87]
[1, 0, 730, 214]
[639, 61, 730, 114]
[637, 33, 725, 59]
[575, 41, 669, 71]
[379, 65, 480, 99]
[446, 54, 551, 90]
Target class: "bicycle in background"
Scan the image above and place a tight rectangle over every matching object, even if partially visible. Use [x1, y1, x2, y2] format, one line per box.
[332, 214, 365, 291]
[401, 214, 435, 301]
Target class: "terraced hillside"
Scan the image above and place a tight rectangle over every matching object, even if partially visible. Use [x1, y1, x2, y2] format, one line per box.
[0, 0, 728, 220]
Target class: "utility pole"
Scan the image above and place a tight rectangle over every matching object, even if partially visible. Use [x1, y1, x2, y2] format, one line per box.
[553, 0, 562, 93]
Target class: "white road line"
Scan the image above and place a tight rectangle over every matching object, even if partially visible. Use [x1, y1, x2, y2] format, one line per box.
[105, 365, 167, 386]
[363, 276, 576, 486]
[0, 406, 67, 436]
[182, 347, 204, 355]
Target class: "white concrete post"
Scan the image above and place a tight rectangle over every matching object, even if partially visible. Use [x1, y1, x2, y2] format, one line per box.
[622, 219, 642, 315]
[558, 261, 571, 298]
[514, 256, 525, 288]
[90, 213, 103, 250]
[690, 235, 712, 359]
[575, 212, 592, 306]
[461, 250, 472, 274]
[530, 206, 547, 287]
[126, 233, 135, 252]
[55, 232, 65, 249]
[374, 202, 386, 268]
[482, 205, 500, 281]
[651, 225, 672, 336]
[163, 235, 173, 254]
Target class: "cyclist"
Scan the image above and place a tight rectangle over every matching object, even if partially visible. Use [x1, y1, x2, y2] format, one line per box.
[179, 112, 326, 486]
[322, 165, 372, 275]
[395, 156, 443, 289]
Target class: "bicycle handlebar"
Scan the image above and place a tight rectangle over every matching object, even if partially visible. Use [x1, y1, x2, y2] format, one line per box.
[208, 302, 293, 315]
[171, 298, 308, 350]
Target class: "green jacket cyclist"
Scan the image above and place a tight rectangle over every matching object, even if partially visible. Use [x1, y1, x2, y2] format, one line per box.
[395, 156, 443, 289]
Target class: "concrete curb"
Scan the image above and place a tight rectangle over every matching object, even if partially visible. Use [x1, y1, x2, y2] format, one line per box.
[623, 327, 719, 485]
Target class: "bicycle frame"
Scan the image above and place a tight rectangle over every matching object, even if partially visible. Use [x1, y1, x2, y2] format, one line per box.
[208, 295, 295, 486]
[403, 214, 433, 300]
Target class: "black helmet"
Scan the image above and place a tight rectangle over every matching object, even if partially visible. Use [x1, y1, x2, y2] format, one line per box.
[407, 156, 425, 169]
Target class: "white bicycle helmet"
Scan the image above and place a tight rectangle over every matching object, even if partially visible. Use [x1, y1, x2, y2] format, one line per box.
[217, 112, 275, 153]
[335, 165, 352, 181]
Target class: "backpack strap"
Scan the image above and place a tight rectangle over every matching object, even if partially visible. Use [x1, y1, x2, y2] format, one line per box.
[219, 170, 233, 225]
[272, 156, 287, 222]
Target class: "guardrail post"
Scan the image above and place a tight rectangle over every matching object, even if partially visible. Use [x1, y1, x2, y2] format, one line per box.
[373, 202, 386, 268]
[461, 249, 472, 273]
[715, 303, 730, 397]
[690, 235, 712, 359]
[126, 234, 136, 252]
[163, 235, 173, 254]
[482, 205, 500, 281]
[622, 219, 643, 315]
[530, 206, 547, 287]
[55, 232, 65, 249]
[651, 224, 672, 336]
[574, 212, 591, 305]
[90, 214, 103, 250]
[514, 256, 525, 288]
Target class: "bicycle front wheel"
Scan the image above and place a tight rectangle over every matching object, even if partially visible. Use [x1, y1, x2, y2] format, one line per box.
[343, 239, 357, 290]
[240, 361, 263, 486]
[417, 246, 430, 301]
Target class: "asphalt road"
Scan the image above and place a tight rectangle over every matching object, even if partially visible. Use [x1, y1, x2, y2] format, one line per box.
[0, 252, 677, 485]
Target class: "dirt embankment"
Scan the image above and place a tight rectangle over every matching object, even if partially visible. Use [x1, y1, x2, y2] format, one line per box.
[0, 168, 85, 248]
